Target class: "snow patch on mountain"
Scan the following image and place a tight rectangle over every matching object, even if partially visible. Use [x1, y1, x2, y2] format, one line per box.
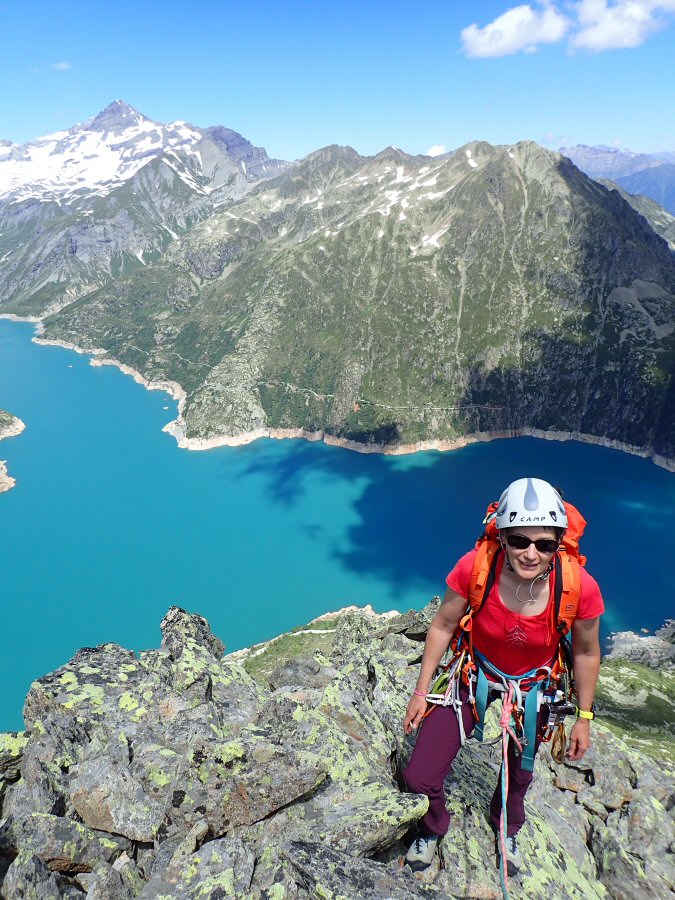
[0, 101, 204, 204]
[0, 101, 287, 206]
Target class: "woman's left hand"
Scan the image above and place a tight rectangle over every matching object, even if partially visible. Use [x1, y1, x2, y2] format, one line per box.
[566, 718, 591, 760]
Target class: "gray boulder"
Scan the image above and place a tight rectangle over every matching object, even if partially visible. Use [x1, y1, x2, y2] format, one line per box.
[2, 850, 64, 899]
[0, 813, 129, 874]
[283, 840, 448, 898]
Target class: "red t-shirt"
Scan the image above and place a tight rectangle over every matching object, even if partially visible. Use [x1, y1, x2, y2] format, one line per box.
[446, 550, 604, 677]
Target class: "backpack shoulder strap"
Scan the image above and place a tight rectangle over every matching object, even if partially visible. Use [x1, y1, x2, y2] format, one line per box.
[468, 540, 502, 616]
[553, 551, 582, 636]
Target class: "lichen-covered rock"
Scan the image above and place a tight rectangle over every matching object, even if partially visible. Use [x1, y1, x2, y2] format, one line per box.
[625, 794, 675, 859]
[160, 606, 226, 659]
[138, 835, 256, 898]
[3, 715, 91, 821]
[1, 607, 673, 899]
[256, 673, 396, 787]
[283, 840, 448, 898]
[268, 653, 338, 691]
[23, 608, 262, 748]
[68, 755, 164, 842]
[79, 863, 134, 900]
[23, 644, 140, 729]
[244, 841, 303, 898]
[373, 597, 441, 644]
[0, 813, 129, 874]
[75, 853, 145, 900]
[2, 850, 63, 899]
[0, 731, 28, 783]
[590, 822, 657, 900]
[305, 781, 429, 855]
[159, 733, 327, 841]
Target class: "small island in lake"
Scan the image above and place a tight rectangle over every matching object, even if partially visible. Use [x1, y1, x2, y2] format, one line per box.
[0, 409, 25, 493]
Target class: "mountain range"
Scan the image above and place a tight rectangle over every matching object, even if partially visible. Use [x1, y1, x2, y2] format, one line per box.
[1, 104, 674, 465]
[560, 144, 675, 215]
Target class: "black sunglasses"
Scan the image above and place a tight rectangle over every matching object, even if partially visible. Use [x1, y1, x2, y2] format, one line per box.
[505, 534, 559, 554]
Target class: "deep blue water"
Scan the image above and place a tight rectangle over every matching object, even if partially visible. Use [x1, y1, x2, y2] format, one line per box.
[1, 317, 673, 731]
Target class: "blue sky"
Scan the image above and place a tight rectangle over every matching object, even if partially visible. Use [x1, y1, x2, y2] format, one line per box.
[2, 0, 674, 160]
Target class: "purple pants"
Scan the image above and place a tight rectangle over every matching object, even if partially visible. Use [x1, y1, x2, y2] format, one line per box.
[404, 689, 546, 837]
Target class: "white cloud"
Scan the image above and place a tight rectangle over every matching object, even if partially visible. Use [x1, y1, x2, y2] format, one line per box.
[461, 3, 571, 57]
[426, 145, 447, 157]
[460, 0, 675, 56]
[570, 0, 675, 51]
[52, 62, 72, 71]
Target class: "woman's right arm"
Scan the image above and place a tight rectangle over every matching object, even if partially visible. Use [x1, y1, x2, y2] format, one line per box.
[404, 587, 468, 734]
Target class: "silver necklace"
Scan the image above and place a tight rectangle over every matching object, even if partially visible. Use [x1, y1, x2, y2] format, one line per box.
[515, 566, 551, 603]
[515, 579, 539, 603]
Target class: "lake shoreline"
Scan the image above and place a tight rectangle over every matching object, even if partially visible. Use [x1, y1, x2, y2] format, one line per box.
[3, 314, 674, 473]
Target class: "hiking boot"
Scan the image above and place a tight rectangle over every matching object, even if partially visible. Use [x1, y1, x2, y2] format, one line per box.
[496, 833, 521, 876]
[405, 832, 438, 872]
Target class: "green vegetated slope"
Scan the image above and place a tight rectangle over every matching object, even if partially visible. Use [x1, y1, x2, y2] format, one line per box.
[9, 140, 675, 458]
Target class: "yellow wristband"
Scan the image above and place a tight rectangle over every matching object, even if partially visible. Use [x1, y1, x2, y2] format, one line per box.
[576, 708, 595, 720]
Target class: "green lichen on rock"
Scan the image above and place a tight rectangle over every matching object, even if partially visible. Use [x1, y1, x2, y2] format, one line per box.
[1, 605, 673, 899]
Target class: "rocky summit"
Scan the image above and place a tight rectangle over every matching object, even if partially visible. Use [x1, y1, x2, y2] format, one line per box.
[1, 604, 673, 899]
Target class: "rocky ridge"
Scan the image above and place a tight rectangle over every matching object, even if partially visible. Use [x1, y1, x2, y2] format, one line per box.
[559, 145, 675, 216]
[598, 180, 675, 251]
[615, 164, 675, 217]
[1, 604, 673, 899]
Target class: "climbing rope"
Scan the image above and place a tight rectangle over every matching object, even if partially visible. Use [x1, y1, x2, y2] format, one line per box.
[498, 683, 523, 900]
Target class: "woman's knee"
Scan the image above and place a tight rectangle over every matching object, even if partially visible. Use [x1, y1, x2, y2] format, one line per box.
[404, 757, 438, 796]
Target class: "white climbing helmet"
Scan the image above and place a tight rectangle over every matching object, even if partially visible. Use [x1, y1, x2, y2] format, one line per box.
[495, 477, 567, 530]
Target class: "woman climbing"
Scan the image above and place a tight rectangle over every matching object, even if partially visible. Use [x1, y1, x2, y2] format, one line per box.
[403, 477, 603, 880]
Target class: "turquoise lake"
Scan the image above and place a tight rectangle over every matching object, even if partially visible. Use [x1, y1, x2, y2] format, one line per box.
[1, 317, 674, 731]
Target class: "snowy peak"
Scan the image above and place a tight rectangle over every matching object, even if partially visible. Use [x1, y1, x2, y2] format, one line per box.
[88, 100, 149, 133]
[0, 102, 285, 206]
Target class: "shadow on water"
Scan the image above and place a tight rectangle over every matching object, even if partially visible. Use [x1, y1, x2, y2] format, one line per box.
[239, 430, 675, 641]
[239, 437, 531, 592]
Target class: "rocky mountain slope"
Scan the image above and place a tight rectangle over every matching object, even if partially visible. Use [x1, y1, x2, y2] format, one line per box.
[598, 180, 675, 251]
[0, 102, 288, 316]
[0, 604, 673, 899]
[2, 113, 675, 464]
[31, 140, 675, 463]
[560, 145, 675, 216]
[615, 164, 675, 217]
